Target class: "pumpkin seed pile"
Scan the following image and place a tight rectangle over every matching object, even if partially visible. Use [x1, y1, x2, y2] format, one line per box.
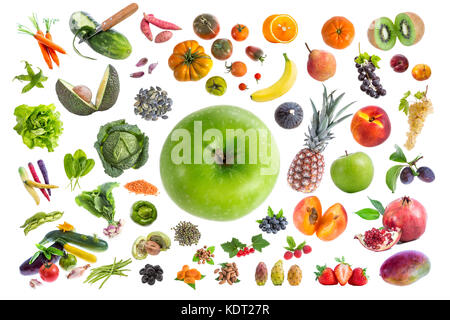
[172, 221, 201, 246]
[134, 86, 173, 121]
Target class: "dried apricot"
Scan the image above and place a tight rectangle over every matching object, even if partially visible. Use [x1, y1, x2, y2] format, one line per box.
[184, 277, 196, 284]
[177, 271, 186, 280]
[186, 269, 201, 280]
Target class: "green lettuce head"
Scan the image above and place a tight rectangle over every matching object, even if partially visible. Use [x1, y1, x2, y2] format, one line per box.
[94, 119, 149, 177]
[13, 104, 63, 152]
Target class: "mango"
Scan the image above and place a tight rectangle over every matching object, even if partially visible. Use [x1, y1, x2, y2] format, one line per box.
[380, 250, 430, 286]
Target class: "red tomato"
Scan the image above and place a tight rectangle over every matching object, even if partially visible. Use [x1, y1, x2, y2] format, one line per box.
[39, 262, 59, 282]
[231, 24, 249, 41]
[226, 61, 247, 77]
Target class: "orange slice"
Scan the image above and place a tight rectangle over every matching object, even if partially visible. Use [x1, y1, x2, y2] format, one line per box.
[263, 14, 298, 43]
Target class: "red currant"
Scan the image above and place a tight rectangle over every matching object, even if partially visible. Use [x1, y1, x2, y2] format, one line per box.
[250, 248, 255, 253]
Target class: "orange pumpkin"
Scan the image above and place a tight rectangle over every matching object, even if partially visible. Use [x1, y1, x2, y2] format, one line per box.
[321, 17, 355, 49]
[168, 40, 213, 81]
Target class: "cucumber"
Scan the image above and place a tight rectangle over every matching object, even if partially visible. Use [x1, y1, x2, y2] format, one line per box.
[40, 230, 109, 252]
[69, 11, 132, 60]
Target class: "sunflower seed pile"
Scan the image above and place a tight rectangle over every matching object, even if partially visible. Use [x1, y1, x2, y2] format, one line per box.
[134, 86, 173, 121]
[172, 221, 201, 247]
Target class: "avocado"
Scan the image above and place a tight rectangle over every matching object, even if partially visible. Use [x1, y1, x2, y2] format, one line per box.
[55, 79, 97, 116]
[96, 64, 120, 111]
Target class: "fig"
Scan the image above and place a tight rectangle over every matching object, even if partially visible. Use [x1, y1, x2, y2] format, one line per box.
[145, 241, 161, 256]
[73, 85, 92, 103]
[380, 250, 430, 286]
[355, 227, 402, 252]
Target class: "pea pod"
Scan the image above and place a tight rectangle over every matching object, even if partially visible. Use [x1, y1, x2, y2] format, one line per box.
[131, 201, 157, 226]
[20, 211, 64, 235]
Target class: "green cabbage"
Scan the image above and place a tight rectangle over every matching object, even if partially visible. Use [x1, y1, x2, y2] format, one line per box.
[94, 119, 149, 177]
[13, 104, 63, 152]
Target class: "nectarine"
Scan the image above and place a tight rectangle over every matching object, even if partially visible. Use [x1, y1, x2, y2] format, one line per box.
[351, 106, 391, 147]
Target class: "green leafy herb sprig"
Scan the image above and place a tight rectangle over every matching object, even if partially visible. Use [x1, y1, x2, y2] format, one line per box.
[221, 234, 270, 258]
[354, 197, 385, 220]
[398, 89, 428, 115]
[13, 61, 48, 93]
[355, 44, 381, 69]
[64, 149, 95, 191]
[29, 243, 64, 264]
[386, 145, 423, 193]
[284, 236, 307, 252]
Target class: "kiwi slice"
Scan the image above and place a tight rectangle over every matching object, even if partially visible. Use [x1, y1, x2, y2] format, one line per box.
[368, 17, 396, 51]
[395, 12, 425, 46]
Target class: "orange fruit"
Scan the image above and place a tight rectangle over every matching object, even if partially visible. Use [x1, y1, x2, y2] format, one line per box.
[263, 14, 298, 43]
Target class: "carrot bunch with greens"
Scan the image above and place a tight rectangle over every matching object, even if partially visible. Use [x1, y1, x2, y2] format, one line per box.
[18, 14, 66, 69]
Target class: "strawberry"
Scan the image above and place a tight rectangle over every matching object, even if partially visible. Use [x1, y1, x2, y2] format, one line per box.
[315, 265, 338, 285]
[348, 268, 368, 286]
[334, 257, 352, 286]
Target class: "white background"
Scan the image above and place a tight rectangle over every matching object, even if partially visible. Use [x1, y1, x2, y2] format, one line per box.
[1, 0, 449, 300]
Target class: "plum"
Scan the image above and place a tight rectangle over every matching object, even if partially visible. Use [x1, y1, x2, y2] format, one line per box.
[380, 250, 430, 286]
[390, 54, 409, 73]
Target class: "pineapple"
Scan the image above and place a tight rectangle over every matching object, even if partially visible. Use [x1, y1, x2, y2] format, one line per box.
[287, 86, 354, 193]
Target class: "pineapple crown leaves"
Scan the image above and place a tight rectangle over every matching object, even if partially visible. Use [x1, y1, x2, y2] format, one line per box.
[305, 85, 355, 152]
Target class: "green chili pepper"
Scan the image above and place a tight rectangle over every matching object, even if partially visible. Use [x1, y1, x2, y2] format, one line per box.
[20, 211, 64, 235]
[131, 201, 157, 226]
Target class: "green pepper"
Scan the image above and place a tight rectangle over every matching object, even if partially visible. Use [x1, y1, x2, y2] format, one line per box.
[59, 253, 77, 271]
[131, 201, 157, 226]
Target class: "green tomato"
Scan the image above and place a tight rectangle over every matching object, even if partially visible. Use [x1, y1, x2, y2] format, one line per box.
[160, 105, 280, 221]
[205, 76, 227, 96]
[59, 253, 77, 271]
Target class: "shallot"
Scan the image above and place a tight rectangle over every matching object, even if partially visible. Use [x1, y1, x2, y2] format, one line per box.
[67, 264, 91, 279]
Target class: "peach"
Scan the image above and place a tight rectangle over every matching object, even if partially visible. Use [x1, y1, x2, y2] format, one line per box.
[316, 203, 348, 241]
[351, 106, 391, 147]
[293, 196, 322, 235]
[306, 43, 336, 82]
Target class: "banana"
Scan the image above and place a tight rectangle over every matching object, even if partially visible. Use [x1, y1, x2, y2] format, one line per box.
[250, 53, 297, 102]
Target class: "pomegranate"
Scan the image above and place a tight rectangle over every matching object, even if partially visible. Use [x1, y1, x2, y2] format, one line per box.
[383, 197, 427, 243]
[355, 227, 402, 252]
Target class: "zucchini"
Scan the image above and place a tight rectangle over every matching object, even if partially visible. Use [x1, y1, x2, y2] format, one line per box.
[69, 11, 132, 60]
[39, 230, 108, 252]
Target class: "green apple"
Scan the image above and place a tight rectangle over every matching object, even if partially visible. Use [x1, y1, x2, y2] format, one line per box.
[330, 151, 374, 193]
[160, 105, 280, 221]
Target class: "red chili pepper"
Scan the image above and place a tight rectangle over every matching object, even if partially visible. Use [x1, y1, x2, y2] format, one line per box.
[28, 162, 50, 201]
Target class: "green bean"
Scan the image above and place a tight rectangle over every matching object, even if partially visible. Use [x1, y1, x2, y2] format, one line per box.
[84, 258, 132, 289]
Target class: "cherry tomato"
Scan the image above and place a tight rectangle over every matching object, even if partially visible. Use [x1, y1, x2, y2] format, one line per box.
[231, 24, 249, 41]
[39, 262, 59, 282]
[239, 83, 248, 91]
[254, 73, 262, 83]
[226, 61, 247, 77]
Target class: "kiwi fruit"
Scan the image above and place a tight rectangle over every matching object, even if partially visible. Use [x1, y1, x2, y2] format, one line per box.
[395, 12, 425, 46]
[368, 17, 397, 51]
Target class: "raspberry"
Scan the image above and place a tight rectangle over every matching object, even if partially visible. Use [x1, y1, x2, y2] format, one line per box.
[303, 245, 312, 254]
[284, 251, 293, 260]
[294, 250, 302, 258]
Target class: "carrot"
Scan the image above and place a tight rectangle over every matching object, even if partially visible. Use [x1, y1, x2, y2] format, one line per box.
[28, 162, 50, 202]
[37, 159, 51, 196]
[44, 18, 59, 67]
[18, 21, 66, 55]
[144, 13, 182, 30]
[27, 14, 52, 69]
